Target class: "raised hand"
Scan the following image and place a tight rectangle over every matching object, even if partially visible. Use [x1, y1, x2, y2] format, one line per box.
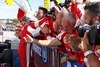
[23, 34, 34, 43]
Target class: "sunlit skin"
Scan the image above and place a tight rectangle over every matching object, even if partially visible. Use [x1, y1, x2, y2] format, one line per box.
[84, 10, 92, 24]
[84, 9, 97, 25]
[15, 29, 21, 38]
[36, 9, 44, 20]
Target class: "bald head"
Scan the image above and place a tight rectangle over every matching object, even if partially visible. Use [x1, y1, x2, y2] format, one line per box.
[62, 12, 76, 26]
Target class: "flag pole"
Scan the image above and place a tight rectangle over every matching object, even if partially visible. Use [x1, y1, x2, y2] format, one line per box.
[2, 31, 3, 42]
[27, 0, 32, 11]
[14, 0, 27, 13]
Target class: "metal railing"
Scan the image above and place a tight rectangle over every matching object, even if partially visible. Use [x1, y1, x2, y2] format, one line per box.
[32, 43, 82, 67]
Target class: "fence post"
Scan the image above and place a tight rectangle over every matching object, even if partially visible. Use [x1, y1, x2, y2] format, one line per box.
[50, 47, 57, 67]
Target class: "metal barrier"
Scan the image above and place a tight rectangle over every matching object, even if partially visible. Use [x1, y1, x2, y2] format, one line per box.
[58, 51, 68, 67]
[32, 43, 82, 67]
[58, 51, 82, 67]
[32, 43, 58, 67]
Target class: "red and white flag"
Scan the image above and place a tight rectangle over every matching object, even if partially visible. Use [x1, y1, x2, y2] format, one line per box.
[17, 0, 32, 21]
[17, 8, 25, 21]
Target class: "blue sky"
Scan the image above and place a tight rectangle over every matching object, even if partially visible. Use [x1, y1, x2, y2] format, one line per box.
[0, 0, 64, 19]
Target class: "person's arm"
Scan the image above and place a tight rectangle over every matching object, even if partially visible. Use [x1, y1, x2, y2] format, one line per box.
[24, 34, 62, 47]
[27, 26, 41, 37]
[54, 11, 63, 32]
[54, 9, 68, 32]
[40, 26, 49, 34]
[86, 53, 100, 67]
[54, 20, 59, 32]
[79, 31, 100, 67]
[66, 31, 100, 67]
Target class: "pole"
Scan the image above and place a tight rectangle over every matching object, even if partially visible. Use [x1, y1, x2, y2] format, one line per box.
[2, 31, 3, 42]
[14, 0, 27, 13]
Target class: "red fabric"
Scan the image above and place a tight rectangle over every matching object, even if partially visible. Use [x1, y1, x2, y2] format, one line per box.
[28, 22, 36, 28]
[64, 30, 79, 56]
[29, 44, 33, 67]
[18, 22, 35, 67]
[64, 44, 73, 56]
[56, 30, 67, 53]
[38, 16, 52, 26]
[18, 17, 53, 67]
[63, 30, 86, 67]
[75, 52, 86, 67]
[71, 3, 82, 19]
[36, 16, 54, 40]
[17, 8, 25, 21]
[93, 45, 100, 58]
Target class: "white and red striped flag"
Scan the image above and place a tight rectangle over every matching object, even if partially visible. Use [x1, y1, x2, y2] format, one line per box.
[17, 0, 32, 21]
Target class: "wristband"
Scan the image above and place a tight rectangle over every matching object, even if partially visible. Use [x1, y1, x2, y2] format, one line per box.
[84, 50, 94, 57]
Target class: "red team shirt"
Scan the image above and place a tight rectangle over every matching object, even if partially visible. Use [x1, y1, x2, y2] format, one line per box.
[18, 16, 54, 67]
[56, 30, 67, 53]
[18, 22, 35, 67]
[56, 30, 86, 67]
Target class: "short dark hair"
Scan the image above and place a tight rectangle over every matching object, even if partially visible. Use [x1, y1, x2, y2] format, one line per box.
[38, 6, 48, 14]
[84, 2, 100, 21]
[21, 16, 27, 21]
[21, 16, 30, 22]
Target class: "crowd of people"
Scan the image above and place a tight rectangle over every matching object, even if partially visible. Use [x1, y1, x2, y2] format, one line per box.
[15, 0, 100, 67]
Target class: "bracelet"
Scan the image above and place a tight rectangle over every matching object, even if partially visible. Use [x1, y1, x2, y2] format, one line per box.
[84, 50, 94, 57]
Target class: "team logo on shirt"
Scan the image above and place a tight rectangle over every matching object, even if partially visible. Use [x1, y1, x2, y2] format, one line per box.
[95, 45, 100, 51]
[63, 36, 68, 44]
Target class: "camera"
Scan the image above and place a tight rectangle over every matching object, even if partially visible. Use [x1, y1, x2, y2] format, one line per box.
[50, 0, 71, 10]
[49, 0, 72, 15]
[48, 8, 55, 16]
[77, 21, 100, 45]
